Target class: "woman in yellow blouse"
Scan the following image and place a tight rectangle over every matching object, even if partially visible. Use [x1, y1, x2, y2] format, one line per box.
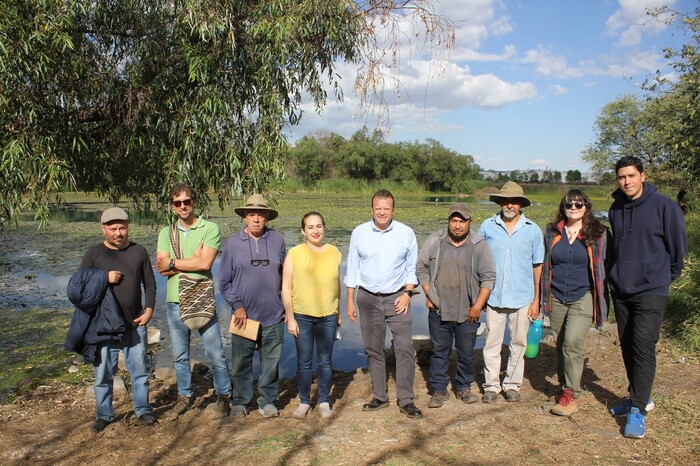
[282, 212, 341, 419]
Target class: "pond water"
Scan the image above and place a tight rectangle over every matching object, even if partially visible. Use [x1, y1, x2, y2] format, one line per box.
[31, 259, 486, 378]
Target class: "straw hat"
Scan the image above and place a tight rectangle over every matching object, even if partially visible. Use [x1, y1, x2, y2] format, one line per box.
[488, 181, 532, 207]
[234, 194, 279, 220]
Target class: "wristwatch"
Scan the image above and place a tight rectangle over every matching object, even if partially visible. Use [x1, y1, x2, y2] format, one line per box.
[168, 259, 175, 270]
[404, 289, 414, 297]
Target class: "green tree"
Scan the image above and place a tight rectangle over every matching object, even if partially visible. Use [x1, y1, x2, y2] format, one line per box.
[581, 95, 666, 181]
[0, 0, 456, 227]
[542, 169, 561, 183]
[565, 170, 582, 184]
[290, 136, 335, 185]
[581, 5, 700, 206]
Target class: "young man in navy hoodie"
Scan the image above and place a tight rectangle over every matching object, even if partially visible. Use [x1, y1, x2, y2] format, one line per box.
[608, 156, 687, 439]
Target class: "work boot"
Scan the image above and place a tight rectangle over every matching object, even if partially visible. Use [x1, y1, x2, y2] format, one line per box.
[211, 394, 231, 420]
[164, 395, 191, 421]
[550, 388, 579, 416]
[429, 392, 447, 408]
[457, 389, 478, 404]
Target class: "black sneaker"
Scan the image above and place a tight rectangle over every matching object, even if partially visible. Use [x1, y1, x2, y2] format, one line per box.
[91, 418, 110, 433]
[138, 413, 157, 425]
[362, 398, 390, 411]
[399, 402, 423, 419]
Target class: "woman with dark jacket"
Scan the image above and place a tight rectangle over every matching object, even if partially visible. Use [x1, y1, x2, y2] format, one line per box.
[541, 189, 612, 416]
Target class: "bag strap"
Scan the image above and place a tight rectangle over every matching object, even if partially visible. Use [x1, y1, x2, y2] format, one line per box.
[170, 223, 183, 260]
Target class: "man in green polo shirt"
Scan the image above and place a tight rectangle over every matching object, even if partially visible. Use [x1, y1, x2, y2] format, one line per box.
[156, 183, 231, 420]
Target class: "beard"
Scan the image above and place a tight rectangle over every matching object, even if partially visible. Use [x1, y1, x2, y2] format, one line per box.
[448, 230, 468, 243]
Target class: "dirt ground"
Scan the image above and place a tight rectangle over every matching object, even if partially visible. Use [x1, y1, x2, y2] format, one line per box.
[1, 326, 698, 466]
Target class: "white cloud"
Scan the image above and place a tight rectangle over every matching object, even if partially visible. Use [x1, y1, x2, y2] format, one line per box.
[453, 44, 516, 62]
[527, 158, 548, 168]
[549, 84, 569, 95]
[387, 60, 537, 109]
[522, 46, 583, 78]
[606, 0, 676, 46]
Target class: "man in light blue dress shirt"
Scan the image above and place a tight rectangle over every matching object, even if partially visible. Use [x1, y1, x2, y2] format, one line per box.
[345, 190, 422, 419]
[478, 181, 544, 403]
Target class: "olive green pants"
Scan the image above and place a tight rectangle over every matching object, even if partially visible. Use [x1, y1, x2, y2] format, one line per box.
[549, 293, 593, 398]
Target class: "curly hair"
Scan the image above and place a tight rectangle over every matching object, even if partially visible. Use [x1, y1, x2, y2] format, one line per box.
[549, 189, 606, 246]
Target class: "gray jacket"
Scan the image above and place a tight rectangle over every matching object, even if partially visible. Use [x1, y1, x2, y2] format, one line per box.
[416, 228, 496, 322]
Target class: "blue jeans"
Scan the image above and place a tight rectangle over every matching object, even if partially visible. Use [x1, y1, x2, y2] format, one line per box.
[166, 302, 231, 397]
[231, 322, 284, 408]
[428, 310, 479, 393]
[294, 313, 337, 404]
[94, 325, 151, 421]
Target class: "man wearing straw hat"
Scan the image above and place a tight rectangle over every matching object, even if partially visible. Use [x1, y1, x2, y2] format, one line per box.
[478, 181, 544, 403]
[219, 194, 287, 418]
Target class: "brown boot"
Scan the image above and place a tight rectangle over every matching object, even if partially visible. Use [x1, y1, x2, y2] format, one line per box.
[163, 395, 191, 421]
[550, 388, 578, 416]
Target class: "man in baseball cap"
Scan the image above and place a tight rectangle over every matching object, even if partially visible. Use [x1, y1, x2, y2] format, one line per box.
[417, 203, 496, 408]
[80, 206, 156, 431]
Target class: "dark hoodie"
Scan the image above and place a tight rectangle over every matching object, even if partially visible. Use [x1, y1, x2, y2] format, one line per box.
[608, 182, 687, 297]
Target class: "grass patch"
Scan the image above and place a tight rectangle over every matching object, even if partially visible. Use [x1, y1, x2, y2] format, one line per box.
[0, 308, 92, 403]
[241, 431, 301, 455]
[664, 212, 700, 353]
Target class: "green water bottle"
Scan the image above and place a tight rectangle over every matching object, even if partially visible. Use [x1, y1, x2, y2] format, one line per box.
[525, 319, 543, 358]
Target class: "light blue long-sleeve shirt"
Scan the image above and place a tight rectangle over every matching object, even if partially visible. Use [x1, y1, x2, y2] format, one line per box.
[344, 219, 418, 293]
[478, 213, 544, 309]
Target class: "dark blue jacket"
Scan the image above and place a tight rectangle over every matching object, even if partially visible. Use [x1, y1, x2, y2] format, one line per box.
[65, 268, 127, 362]
[608, 182, 687, 297]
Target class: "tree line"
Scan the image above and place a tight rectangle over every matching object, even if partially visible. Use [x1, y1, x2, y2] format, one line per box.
[287, 128, 482, 193]
[495, 169, 583, 184]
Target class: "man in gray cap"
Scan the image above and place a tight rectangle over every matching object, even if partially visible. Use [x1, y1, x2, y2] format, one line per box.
[79, 207, 157, 432]
[417, 203, 496, 408]
[478, 181, 544, 403]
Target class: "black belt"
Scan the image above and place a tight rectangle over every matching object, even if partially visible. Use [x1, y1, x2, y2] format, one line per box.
[359, 286, 405, 297]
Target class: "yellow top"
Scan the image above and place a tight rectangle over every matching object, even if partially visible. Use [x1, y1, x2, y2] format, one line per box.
[288, 243, 342, 317]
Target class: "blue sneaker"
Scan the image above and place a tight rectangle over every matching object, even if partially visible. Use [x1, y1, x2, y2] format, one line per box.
[624, 407, 646, 438]
[609, 398, 655, 417]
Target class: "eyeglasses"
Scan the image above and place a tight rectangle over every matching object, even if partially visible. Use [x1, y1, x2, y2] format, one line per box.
[248, 236, 270, 266]
[565, 201, 584, 210]
[172, 199, 193, 208]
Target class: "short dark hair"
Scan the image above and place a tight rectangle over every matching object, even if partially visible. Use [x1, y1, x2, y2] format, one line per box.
[301, 211, 326, 229]
[371, 189, 394, 208]
[615, 156, 644, 174]
[169, 183, 196, 202]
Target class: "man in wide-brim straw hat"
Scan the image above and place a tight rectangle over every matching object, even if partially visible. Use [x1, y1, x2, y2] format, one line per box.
[477, 181, 544, 404]
[219, 193, 287, 419]
[488, 180, 532, 207]
[234, 193, 279, 220]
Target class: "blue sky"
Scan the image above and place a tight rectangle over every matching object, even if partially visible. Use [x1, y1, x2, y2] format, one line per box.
[287, 0, 695, 173]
